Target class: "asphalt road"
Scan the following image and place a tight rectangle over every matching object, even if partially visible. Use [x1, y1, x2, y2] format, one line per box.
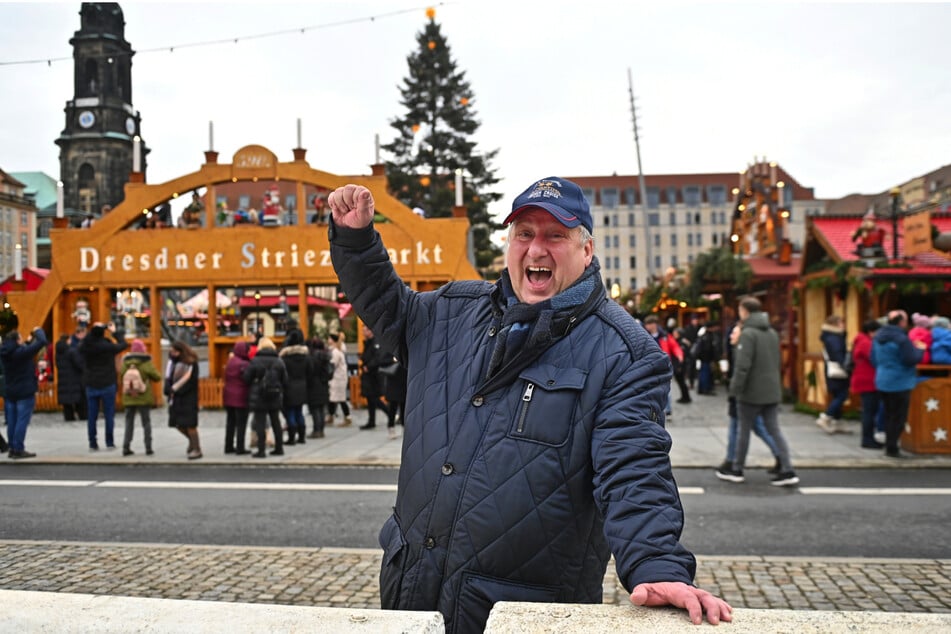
[2, 465, 949, 558]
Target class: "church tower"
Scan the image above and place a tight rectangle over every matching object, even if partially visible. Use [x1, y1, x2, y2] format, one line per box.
[55, 2, 148, 217]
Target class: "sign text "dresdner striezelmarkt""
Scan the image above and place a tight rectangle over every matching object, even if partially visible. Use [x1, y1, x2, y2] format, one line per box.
[78, 241, 445, 273]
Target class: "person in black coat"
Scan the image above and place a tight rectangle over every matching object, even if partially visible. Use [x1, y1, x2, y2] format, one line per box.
[279, 329, 312, 445]
[359, 325, 394, 430]
[1, 327, 48, 458]
[381, 355, 406, 440]
[306, 337, 333, 439]
[55, 334, 86, 421]
[242, 337, 287, 458]
[79, 322, 129, 450]
[165, 339, 202, 459]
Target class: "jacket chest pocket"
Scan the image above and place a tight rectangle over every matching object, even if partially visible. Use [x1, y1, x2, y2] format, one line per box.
[508, 365, 587, 447]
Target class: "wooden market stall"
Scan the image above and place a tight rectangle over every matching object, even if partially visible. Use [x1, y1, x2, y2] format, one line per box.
[6, 145, 480, 409]
[798, 210, 951, 453]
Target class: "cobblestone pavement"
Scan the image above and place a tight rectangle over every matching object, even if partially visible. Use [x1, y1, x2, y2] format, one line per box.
[1, 541, 948, 613]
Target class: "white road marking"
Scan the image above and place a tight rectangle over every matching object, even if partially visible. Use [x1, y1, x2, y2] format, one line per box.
[799, 487, 951, 495]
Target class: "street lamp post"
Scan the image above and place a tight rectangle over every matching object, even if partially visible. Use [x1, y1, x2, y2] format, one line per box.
[890, 187, 902, 260]
[253, 290, 262, 337]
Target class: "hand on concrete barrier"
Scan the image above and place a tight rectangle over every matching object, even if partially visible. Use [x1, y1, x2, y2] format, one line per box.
[328, 185, 375, 230]
[630, 581, 733, 625]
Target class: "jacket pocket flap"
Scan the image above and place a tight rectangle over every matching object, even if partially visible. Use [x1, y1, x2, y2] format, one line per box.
[378, 514, 406, 567]
[518, 365, 587, 391]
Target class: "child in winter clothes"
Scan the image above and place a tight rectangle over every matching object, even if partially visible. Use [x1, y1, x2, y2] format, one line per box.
[120, 339, 163, 456]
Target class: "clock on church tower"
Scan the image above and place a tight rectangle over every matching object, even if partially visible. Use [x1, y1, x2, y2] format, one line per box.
[55, 2, 149, 219]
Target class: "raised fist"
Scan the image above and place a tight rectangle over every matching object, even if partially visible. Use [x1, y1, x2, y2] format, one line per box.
[327, 185, 375, 230]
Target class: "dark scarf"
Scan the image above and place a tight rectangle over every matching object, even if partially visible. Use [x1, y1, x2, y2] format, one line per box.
[481, 258, 604, 392]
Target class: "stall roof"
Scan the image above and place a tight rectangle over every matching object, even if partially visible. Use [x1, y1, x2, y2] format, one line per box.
[745, 255, 802, 281]
[807, 215, 951, 276]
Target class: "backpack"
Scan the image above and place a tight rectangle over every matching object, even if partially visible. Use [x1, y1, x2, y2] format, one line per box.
[122, 364, 146, 396]
[261, 363, 283, 397]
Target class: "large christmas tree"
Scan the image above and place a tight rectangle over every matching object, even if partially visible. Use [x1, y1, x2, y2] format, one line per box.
[383, 8, 501, 276]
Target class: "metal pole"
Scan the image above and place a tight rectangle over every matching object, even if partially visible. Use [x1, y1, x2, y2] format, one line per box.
[628, 68, 653, 287]
[890, 187, 901, 260]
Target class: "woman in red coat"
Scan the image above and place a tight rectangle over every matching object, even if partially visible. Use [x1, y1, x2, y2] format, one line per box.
[849, 319, 882, 449]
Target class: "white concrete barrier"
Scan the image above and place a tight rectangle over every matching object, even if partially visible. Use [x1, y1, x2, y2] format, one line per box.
[484, 602, 951, 633]
[0, 590, 444, 633]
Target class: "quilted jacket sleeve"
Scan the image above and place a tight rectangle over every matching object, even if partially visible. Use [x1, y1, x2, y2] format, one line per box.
[591, 324, 697, 591]
[329, 222, 416, 358]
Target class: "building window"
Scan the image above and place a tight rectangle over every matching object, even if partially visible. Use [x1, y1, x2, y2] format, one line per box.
[629, 256, 636, 268]
[669, 212, 677, 226]
[686, 211, 692, 225]
[624, 187, 637, 208]
[613, 235, 619, 248]
[603, 215, 611, 227]
[613, 256, 620, 269]
[648, 213, 660, 226]
[629, 234, 636, 248]
[582, 188, 595, 206]
[630, 277, 637, 290]
[601, 187, 619, 209]
[688, 254, 694, 264]
[654, 255, 662, 270]
[707, 185, 726, 206]
[666, 186, 678, 207]
[20, 212, 28, 225]
[646, 187, 660, 209]
[604, 236, 612, 250]
[653, 234, 660, 247]
[671, 255, 678, 267]
[670, 234, 677, 247]
[605, 257, 611, 269]
[695, 212, 701, 225]
[712, 233, 718, 246]
[683, 185, 701, 208]
[628, 213, 635, 226]
[687, 234, 693, 247]
[696, 233, 703, 247]
[612, 214, 619, 227]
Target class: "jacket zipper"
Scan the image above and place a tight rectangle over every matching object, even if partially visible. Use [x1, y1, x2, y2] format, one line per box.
[515, 383, 535, 433]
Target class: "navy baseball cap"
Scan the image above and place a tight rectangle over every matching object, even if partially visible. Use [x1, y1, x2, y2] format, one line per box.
[503, 177, 593, 233]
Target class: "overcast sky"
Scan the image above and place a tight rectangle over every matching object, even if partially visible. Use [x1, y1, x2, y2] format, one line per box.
[1, 1, 949, 221]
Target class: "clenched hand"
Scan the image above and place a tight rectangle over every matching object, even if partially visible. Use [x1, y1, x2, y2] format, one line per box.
[328, 184, 375, 230]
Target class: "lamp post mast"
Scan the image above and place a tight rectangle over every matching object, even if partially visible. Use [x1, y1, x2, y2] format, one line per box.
[890, 187, 901, 260]
[628, 68, 653, 287]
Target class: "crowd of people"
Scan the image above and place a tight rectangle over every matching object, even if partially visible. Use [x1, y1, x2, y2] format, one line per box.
[0, 317, 406, 461]
[818, 309, 949, 458]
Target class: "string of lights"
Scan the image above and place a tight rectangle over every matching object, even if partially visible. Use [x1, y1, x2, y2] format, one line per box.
[0, 3, 448, 67]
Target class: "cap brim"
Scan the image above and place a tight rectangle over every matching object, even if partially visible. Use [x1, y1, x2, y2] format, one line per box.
[503, 203, 582, 228]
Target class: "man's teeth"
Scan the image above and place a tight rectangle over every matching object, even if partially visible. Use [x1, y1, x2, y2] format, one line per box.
[527, 267, 551, 272]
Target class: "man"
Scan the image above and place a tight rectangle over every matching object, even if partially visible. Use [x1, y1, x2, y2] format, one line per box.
[871, 309, 924, 458]
[358, 325, 395, 431]
[642, 315, 687, 409]
[1, 327, 48, 459]
[722, 297, 799, 486]
[328, 177, 731, 633]
[79, 322, 128, 450]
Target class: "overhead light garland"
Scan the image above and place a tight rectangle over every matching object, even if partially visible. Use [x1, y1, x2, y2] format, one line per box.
[0, 3, 450, 68]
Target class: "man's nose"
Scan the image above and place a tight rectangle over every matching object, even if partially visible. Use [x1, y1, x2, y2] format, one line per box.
[526, 236, 548, 257]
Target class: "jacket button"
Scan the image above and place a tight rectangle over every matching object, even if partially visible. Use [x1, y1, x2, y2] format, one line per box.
[441, 463, 454, 476]
[424, 537, 436, 549]
[489, 327, 497, 337]
[471, 395, 484, 407]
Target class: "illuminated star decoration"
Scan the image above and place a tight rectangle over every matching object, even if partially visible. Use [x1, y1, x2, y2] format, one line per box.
[934, 427, 948, 443]
[925, 397, 940, 413]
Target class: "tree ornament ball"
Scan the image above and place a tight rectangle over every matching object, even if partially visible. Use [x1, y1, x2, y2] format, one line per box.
[411, 123, 421, 133]
[460, 97, 469, 105]
[426, 7, 436, 19]
[428, 41, 437, 50]
[420, 176, 431, 187]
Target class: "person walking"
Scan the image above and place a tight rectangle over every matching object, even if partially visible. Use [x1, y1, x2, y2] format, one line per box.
[325, 334, 352, 426]
[165, 340, 202, 459]
[642, 315, 682, 414]
[119, 339, 162, 456]
[327, 178, 730, 632]
[850, 319, 883, 449]
[670, 328, 692, 404]
[695, 322, 722, 395]
[279, 329, 311, 446]
[306, 337, 333, 439]
[721, 296, 799, 486]
[79, 322, 128, 450]
[243, 336, 287, 458]
[358, 325, 394, 431]
[54, 333, 86, 421]
[222, 340, 252, 454]
[871, 310, 925, 458]
[381, 355, 406, 440]
[816, 314, 851, 434]
[717, 324, 781, 475]
[1, 327, 48, 459]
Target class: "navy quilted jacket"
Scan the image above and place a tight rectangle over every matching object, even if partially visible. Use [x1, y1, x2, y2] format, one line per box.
[332, 224, 695, 634]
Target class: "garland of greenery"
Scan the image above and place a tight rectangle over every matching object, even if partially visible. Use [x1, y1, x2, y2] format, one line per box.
[684, 247, 752, 304]
[0, 305, 18, 336]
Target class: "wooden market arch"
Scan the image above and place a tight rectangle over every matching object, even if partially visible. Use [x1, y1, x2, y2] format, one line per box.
[11, 145, 478, 404]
